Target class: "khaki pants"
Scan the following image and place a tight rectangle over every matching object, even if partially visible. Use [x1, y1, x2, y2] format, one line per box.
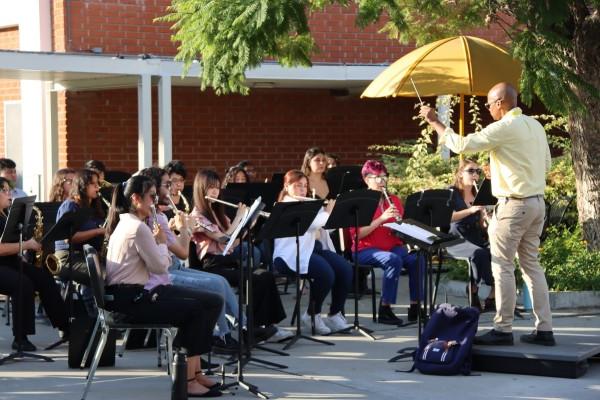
[488, 196, 552, 333]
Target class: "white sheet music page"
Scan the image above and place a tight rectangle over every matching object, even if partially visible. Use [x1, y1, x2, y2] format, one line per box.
[383, 222, 437, 244]
[222, 196, 262, 255]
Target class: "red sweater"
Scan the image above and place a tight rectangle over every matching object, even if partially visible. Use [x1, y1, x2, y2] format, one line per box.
[349, 194, 405, 252]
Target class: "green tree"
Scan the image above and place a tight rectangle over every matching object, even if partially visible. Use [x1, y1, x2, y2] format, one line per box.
[158, 0, 600, 249]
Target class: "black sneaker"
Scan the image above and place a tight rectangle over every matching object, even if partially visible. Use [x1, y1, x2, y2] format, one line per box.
[474, 329, 514, 346]
[520, 330, 556, 346]
[377, 305, 404, 326]
[212, 334, 238, 355]
[12, 337, 37, 351]
[245, 325, 278, 345]
[407, 304, 425, 322]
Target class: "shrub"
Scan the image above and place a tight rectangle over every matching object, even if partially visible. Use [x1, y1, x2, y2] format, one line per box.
[540, 225, 600, 291]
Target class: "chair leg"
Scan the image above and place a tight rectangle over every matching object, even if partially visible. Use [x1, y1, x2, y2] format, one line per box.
[156, 329, 162, 368]
[118, 328, 131, 357]
[370, 269, 377, 322]
[80, 316, 101, 369]
[81, 326, 109, 400]
[164, 329, 174, 378]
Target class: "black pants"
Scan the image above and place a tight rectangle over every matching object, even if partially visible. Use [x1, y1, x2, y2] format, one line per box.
[197, 254, 286, 327]
[0, 262, 69, 337]
[56, 250, 90, 286]
[105, 284, 223, 357]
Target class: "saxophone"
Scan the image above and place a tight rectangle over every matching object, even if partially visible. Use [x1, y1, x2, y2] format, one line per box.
[31, 206, 61, 275]
[31, 206, 44, 267]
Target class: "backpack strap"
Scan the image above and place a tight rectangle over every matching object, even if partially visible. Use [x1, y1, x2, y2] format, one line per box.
[390, 347, 418, 373]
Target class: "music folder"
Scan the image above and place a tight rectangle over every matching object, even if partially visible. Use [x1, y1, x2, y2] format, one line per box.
[472, 179, 498, 206]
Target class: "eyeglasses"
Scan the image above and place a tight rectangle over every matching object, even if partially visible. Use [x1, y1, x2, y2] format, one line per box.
[464, 168, 482, 175]
[484, 97, 502, 110]
[367, 174, 388, 183]
[61, 178, 73, 184]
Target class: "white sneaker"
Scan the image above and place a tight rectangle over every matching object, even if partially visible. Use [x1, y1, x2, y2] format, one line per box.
[266, 326, 293, 342]
[301, 312, 331, 335]
[325, 312, 352, 332]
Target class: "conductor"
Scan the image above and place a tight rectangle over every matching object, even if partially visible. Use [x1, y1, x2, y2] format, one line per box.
[419, 82, 555, 346]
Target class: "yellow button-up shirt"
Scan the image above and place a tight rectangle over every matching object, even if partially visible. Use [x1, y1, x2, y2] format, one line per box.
[440, 107, 551, 198]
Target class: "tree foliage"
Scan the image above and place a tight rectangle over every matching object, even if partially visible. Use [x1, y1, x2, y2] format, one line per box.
[158, 0, 598, 115]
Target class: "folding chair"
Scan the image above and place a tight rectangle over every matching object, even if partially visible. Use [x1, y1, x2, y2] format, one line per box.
[80, 245, 174, 400]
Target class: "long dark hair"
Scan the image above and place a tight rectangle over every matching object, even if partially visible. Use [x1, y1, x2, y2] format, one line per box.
[193, 169, 229, 230]
[300, 147, 326, 177]
[222, 166, 249, 188]
[70, 169, 105, 220]
[105, 175, 155, 237]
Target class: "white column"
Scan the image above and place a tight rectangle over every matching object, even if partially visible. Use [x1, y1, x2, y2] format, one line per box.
[137, 74, 152, 170]
[19, 0, 52, 199]
[157, 75, 172, 167]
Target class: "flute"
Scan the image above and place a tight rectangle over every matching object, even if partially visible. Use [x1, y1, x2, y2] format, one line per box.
[204, 196, 270, 218]
[291, 195, 331, 204]
[381, 187, 402, 223]
[168, 193, 216, 233]
[150, 204, 159, 230]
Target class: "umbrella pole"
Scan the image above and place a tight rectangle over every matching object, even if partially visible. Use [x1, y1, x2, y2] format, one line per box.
[459, 94, 465, 161]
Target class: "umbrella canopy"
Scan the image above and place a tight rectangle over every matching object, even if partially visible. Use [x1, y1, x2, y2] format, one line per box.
[361, 35, 521, 99]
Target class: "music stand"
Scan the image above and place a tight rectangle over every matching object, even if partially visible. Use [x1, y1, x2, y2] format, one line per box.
[258, 200, 334, 351]
[0, 195, 54, 365]
[325, 165, 367, 199]
[41, 208, 93, 350]
[221, 197, 282, 400]
[323, 189, 380, 340]
[472, 179, 498, 206]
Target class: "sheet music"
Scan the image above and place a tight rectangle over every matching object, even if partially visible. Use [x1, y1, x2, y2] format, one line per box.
[384, 222, 438, 245]
[222, 196, 262, 255]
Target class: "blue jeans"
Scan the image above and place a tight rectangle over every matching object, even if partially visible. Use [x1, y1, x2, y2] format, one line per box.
[274, 246, 352, 315]
[169, 262, 245, 337]
[357, 246, 425, 304]
[232, 242, 262, 269]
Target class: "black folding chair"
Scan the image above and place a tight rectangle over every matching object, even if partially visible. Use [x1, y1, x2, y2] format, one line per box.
[80, 245, 174, 400]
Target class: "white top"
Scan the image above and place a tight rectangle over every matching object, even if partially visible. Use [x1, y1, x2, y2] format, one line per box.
[272, 196, 333, 274]
[106, 213, 171, 286]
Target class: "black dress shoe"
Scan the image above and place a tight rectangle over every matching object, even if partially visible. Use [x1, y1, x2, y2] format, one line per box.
[12, 337, 37, 351]
[407, 304, 425, 322]
[474, 329, 514, 346]
[520, 330, 556, 346]
[377, 305, 404, 326]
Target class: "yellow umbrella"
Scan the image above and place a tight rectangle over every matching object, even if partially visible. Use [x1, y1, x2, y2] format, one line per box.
[361, 35, 521, 135]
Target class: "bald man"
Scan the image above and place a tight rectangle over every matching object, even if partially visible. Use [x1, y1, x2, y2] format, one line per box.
[420, 82, 555, 346]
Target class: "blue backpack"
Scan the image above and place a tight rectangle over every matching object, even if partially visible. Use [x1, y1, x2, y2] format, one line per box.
[404, 304, 480, 375]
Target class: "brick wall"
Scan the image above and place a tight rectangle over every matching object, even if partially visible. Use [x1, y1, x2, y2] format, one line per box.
[64, 87, 423, 179]
[62, 1, 508, 63]
[0, 26, 20, 156]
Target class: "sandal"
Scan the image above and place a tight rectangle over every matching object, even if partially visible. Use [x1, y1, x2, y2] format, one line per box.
[195, 372, 222, 390]
[187, 378, 222, 398]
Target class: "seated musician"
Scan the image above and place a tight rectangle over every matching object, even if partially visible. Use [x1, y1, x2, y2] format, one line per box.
[164, 160, 191, 217]
[189, 169, 291, 343]
[104, 175, 223, 397]
[448, 159, 495, 312]
[222, 165, 249, 188]
[54, 169, 106, 285]
[349, 160, 425, 325]
[301, 147, 330, 199]
[139, 167, 244, 353]
[48, 168, 76, 203]
[0, 177, 69, 351]
[272, 170, 352, 335]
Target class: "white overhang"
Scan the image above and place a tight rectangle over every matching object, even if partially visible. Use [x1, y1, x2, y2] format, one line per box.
[0, 49, 387, 91]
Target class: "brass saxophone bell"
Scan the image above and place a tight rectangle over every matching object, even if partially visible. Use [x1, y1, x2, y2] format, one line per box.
[44, 253, 62, 276]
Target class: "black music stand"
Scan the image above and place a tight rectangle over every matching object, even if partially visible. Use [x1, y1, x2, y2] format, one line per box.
[221, 198, 281, 400]
[0, 196, 53, 365]
[41, 208, 93, 350]
[258, 200, 334, 351]
[472, 179, 498, 206]
[323, 189, 380, 340]
[325, 165, 367, 199]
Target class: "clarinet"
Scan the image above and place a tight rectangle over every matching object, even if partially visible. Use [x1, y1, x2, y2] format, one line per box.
[381, 187, 402, 223]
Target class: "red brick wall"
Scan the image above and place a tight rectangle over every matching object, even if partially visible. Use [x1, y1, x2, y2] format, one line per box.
[64, 87, 423, 179]
[62, 1, 508, 63]
[0, 26, 20, 156]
